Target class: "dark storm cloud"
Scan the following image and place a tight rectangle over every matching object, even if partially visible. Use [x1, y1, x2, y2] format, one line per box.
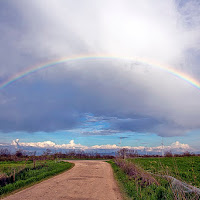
[110, 117, 161, 133]
[0, 1, 200, 136]
[0, 59, 200, 136]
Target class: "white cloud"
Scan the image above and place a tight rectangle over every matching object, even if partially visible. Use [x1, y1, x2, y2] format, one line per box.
[7, 0, 200, 67]
[170, 141, 190, 149]
[10, 139, 192, 153]
[11, 139, 86, 149]
[91, 144, 119, 149]
[145, 141, 191, 153]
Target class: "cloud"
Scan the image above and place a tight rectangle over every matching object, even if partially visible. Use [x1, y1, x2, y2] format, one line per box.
[7, 0, 200, 64]
[9, 139, 192, 154]
[0, 59, 200, 136]
[1, 0, 200, 74]
[79, 129, 121, 136]
[0, 1, 200, 137]
[145, 141, 191, 153]
[170, 141, 190, 149]
[11, 139, 86, 150]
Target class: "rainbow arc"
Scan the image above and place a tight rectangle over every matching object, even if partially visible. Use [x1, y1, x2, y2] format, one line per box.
[0, 55, 199, 90]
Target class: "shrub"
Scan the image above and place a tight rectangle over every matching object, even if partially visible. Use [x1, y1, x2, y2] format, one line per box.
[114, 158, 159, 186]
[164, 151, 173, 157]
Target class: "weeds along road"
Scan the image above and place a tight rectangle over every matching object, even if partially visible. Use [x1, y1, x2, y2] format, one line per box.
[3, 160, 122, 200]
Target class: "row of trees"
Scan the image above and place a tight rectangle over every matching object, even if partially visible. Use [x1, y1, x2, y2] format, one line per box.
[0, 148, 114, 161]
[0, 148, 197, 161]
[117, 148, 197, 159]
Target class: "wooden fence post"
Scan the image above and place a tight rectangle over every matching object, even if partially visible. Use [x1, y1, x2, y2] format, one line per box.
[13, 168, 15, 182]
[33, 159, 36, 168]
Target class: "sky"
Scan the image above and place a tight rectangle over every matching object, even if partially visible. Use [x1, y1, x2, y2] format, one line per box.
[0, 0, 200, 154]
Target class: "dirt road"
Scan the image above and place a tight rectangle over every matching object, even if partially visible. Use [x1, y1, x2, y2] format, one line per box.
[3, 160, 122, 200]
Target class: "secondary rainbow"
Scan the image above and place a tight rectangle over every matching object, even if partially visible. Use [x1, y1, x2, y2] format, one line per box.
[0, 55, 200, 90]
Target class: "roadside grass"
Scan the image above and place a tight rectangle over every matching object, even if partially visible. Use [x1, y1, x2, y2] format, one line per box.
[128, 156, 200, 188]
[108, 160, 173, 200]
[0, 160, 73, 197]
[0, 160, 47, 176]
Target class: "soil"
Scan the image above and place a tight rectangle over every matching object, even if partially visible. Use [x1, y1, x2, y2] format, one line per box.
[3, 160, 122, 200]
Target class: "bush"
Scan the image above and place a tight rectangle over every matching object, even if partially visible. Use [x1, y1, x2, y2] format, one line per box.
[114, 158, 159, 186]
[164, 151, 173, 157]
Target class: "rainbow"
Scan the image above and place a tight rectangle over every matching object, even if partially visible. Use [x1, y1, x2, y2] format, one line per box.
[0, 55, 200, 90]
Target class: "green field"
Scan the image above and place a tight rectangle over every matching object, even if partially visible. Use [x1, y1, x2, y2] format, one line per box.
[0, 160, 73, 197]
[128, 156, 200, 187]
[0, 160, 47, 176]
[109, 156, 200, 200]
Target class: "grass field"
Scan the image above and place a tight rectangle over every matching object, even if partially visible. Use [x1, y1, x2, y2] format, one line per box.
[0, 160, 46, 176]
[0, 160, 73, 197]
[109, 156, 200, 200]
[128, 156, 200, 187]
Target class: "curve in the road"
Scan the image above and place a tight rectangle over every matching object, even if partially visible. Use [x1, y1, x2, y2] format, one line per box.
[3, 160, 122, 200]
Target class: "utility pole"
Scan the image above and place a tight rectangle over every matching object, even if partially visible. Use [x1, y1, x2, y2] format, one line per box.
[161, 137, 164, 157]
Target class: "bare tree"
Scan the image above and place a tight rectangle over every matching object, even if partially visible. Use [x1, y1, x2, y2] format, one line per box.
[117, 148, 128, 159]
